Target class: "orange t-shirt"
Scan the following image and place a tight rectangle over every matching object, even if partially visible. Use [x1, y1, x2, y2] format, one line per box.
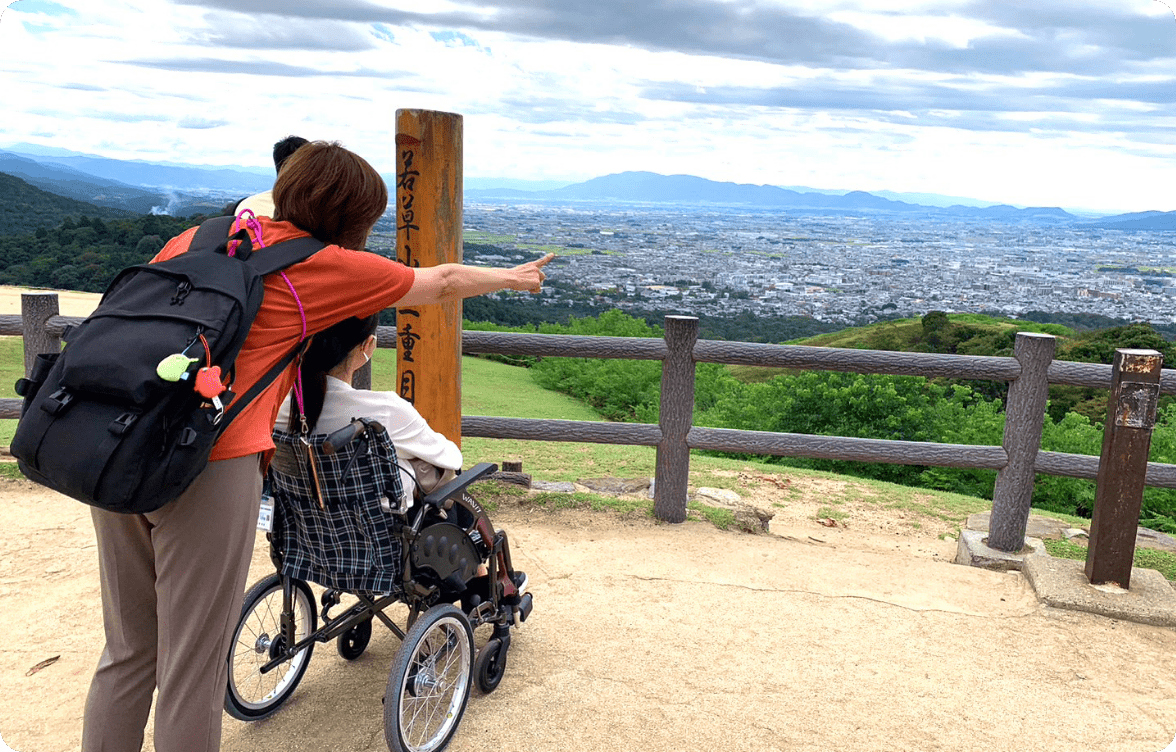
[152, 218, 414, 461]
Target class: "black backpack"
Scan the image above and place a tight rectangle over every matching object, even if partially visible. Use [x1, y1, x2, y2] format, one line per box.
[11, 215, 324, 514]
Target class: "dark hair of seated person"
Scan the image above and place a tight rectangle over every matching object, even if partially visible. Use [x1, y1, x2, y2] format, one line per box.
[290, 314, 380, 433]
[272, 140, 388, 251]
[272, 135, 309, 173]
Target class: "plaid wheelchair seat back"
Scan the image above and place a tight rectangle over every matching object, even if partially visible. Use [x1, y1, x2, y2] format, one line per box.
[269, 425, 407, 593]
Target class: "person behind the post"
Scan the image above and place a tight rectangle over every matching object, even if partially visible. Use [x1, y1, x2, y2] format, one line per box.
[233, 134, 309, 218]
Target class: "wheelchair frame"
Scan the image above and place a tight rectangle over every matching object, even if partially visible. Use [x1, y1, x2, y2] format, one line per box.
[224, 419, 533, 752]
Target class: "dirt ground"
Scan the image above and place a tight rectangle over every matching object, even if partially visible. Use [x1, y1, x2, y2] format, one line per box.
[0, 287, 100, 318]
[697, 467, 964, 551]
[2, 472, 1176, 752]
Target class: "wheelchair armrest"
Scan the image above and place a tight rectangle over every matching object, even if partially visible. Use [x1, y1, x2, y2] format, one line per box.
[421, 462, 499, 508]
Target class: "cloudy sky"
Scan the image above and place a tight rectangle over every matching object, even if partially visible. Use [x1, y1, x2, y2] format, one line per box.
[1, 0, 1174, 213]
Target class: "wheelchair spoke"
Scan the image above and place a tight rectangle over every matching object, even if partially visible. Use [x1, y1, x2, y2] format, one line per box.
[226, 577, 317, 719]
[388, 610, 472, 752]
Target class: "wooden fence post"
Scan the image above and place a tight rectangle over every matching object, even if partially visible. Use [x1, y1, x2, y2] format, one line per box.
[20, 292, 61, 377]
[394, 109, 464, 444]
[1085, 348, 1163, 588]
[988, 332, 1055, 552]
[654, 316, 698, 523]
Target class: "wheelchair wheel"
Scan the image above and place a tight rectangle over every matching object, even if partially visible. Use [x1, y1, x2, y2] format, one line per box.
[474, 637, 507, 695]
[383, 604, 474, 752]
[225, 574, 317, 721]
[338, 616, 373, 661]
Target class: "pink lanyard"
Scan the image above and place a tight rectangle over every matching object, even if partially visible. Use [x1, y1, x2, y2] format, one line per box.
[233, 209, 311, 423]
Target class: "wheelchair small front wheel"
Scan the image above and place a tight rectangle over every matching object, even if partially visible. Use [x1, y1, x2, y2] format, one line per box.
[225, 574, 317, 721]
[474, 637, 508, 695]
[338, 616, 373, 661]
[384, 604, 474, 752]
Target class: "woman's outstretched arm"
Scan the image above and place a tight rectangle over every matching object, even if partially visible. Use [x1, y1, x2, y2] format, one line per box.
[394, 253, 554, 306]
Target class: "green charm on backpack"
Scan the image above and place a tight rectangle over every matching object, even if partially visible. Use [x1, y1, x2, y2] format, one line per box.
[156, 353, 200, 382]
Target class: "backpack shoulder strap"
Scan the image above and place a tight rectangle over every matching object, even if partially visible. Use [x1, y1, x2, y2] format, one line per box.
[187, 216, 324, 275]
[189, 215, 237, 253]
[249, 236, 326, 276]
[219, 337, 310, 431]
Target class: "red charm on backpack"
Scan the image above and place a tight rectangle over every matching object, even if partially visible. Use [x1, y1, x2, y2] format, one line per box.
[194, 366, 226, 399]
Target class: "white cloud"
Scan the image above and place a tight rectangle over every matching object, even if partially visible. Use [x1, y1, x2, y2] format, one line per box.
[0, 0, 1173, 212]
[827, 10, 1028, 47]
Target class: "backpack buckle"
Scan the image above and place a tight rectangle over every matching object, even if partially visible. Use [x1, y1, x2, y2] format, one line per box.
[109, 412, 139, 436]
[41, 389, 74, 416]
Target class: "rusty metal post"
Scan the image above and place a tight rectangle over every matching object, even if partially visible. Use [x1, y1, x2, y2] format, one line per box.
[394, 109, 463, 445]
[654, 315, 698, 523]
[20, 292, 61, 376]
[1085, 348, 1163, 588]
[988, 332, 1055, 552]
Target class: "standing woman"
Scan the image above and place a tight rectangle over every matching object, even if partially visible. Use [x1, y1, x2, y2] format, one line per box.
[81, 141, 552, 752]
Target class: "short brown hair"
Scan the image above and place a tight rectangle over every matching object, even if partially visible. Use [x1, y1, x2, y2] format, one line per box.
[272, 141, 387, 250]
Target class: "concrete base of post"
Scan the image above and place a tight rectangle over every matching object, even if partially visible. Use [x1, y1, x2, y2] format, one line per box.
[954, 529, 1046, 571]
[1023, 555, 1176, 627]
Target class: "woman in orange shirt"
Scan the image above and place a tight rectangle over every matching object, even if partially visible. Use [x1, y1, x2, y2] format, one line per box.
[81, 141, 551, 752]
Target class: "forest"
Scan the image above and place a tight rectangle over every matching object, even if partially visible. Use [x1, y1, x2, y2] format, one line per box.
[0, 213, 206, 292]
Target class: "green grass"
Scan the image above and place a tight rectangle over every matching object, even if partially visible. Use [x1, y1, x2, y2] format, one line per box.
[727, 313, 1075, 382]
[463, 232, 516, 244]
[796, 313, 1073, 350]
[1043, 538, 1176, 581]
[688, 501, 736, 529]
[516, 243, 597, 256]
[0, 336, 25, 445]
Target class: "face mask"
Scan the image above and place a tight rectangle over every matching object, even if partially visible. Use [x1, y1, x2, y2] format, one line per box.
[362, 351, 371, 364]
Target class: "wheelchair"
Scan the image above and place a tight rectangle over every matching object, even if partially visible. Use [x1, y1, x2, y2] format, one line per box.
[224, 418, 534, 752]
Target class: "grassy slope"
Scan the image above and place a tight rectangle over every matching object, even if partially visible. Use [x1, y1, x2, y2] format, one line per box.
[732, 313, 1075, 381]
[791, 313, 1071, 348]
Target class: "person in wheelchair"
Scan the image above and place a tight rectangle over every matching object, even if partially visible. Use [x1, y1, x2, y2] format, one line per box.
[229, 315, 535, 746]
[274, 312, 527, 592]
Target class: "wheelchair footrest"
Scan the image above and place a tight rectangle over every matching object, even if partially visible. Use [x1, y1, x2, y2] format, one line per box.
[514, 592, 533, 625]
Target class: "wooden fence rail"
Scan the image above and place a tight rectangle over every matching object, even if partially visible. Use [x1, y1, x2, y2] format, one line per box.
[7, 294, 1174, 551]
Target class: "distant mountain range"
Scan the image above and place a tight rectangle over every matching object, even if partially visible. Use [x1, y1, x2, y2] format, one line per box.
[0, 146, 270, 216]
[1, 145, 1173, 230]
[468, 171, 1175, 228]
[0, 172, 134, 235]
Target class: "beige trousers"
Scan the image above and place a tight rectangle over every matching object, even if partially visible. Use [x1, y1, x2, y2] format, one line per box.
[82, 455, 262, 752]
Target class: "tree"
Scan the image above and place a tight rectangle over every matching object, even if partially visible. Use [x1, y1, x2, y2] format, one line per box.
[921, 310, 949, 351]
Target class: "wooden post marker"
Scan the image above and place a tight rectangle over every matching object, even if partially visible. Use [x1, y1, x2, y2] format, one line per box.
[394, 109, 464, 445]
[1086, 348, 1163, 588]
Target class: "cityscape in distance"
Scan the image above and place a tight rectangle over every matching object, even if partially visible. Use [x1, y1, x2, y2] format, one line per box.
[371, 201, 1176, 328]
[4, 144, 1176, 330]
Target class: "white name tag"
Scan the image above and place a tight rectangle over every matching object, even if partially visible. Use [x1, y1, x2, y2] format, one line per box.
[257, 496, 274, 532]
